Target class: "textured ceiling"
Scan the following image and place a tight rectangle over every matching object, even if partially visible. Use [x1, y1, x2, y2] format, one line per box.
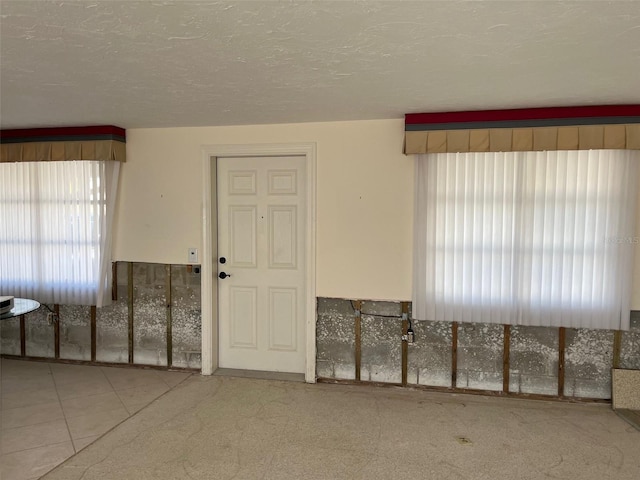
[1, 0, 639, 129]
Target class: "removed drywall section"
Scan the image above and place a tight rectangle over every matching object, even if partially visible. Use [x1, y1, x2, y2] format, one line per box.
[316, 298, 356, 380]
[620, 313, 640, 369]
[408, 320, 452, 387]
[0, 261, 201, 371]
[456, 322, 503, 391]
[315, 296, 628, 400]
[171, 265, 202, 369]
[132, 262, 168, 366]
[509, 326, 559, 396]
[360, 301, 402, 383]
[564, 329, 614, 399]
[59, 305, 91, 361]
[0, 318, 20, 355]
[96, 261, 129, 363]
[25, 306, 53, 358]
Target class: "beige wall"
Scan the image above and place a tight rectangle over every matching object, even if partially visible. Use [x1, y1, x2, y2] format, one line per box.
[113, 119, 640, 308]
[634, 184, 640, 309]
[113, 119, 414, 301]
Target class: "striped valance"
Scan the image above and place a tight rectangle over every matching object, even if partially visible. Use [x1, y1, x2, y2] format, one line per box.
[404, 105, 640, 154]
[1, 126, 126, 163]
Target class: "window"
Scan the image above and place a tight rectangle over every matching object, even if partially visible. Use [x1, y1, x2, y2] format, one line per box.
[0, 160, 120, 307]
[413, 150, 639, 330]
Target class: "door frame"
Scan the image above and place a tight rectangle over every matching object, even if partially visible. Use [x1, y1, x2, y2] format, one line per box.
[200, 143, 317, 383]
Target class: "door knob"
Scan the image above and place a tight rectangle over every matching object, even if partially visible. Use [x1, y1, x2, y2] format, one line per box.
[219, 272, 231, 279]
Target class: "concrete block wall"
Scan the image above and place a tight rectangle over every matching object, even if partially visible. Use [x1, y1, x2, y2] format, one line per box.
[509, 326, 558, 396]
[171, 265, 202, 369]
[316, 296, 640, 400]
[620, 311, 640, 369]
[132, 263, 168, 366]
[564, 328, 614, 398]
[59, 305, 92, 361]
[96, 263, 129, 363]
[25, 307, 54, 358]
[316, 298, 356, 380]
[457, 322, 503, 391]
[0, 261, 201, 370]
[408, 319, 451, 387]
[360, 301, 402, 383]
[0, 317, 20, 355]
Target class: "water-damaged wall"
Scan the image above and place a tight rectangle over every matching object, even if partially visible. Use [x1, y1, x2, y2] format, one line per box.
[132, 263, 168, 366]
[360, 301, 402, 383]
[316, 296, 640, 400]
[25, 307, 54, 358]
[620, 312, 640, 369]
[457, 322, 503, 391]
[0, 317, 20, 355]
[565, 329, 614, 399]
[509, 326, 558, 396]
[59, 305, 92, 361]
[171, 265, 202, 369]
[0, 261, 201, 370]
[96, 263, 129, 363]
[408, 319, 451, 387]
[316, 298, 355, 380]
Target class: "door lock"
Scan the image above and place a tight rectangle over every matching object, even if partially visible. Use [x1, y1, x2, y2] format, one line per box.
[219, 272, 231, 279]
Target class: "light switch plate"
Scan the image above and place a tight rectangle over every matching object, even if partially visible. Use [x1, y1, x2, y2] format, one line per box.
[188, 248, 198, 263]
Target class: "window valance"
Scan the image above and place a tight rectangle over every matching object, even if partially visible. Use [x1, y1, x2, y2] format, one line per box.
[404, 105, 640, 154]
[0, 125, 126, 163]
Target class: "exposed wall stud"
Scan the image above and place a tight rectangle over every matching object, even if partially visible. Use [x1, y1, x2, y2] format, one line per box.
[613, 330, 622, 369]
[112, 262, 118, 301]
[20, 314, 26, 356]
[166, 264, 173, 368]
[90, 305, 97, 362]
[558, 327, 566, 397]
[354, 300, 362, 381]
[503, 324, 511, 393]
[451, 321, 458, 388]
[53, 304, 60, 359]
[401, 302, 409, 387]
[128, 262, 134, 364]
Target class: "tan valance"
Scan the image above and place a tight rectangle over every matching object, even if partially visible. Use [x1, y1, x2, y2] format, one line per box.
[1, 126, 126, 163]
[405, 106, 640, 155]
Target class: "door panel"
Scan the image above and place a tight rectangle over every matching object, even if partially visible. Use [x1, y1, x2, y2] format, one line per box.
[268, 206, 297, 269]
[268, 287, 297, 351]
[218, 156, 306, 373]
[229, 287, 257, 349]
[229, 206, 257, 267]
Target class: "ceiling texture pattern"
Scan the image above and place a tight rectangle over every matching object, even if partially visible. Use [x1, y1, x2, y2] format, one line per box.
[1, 0, 639, 129]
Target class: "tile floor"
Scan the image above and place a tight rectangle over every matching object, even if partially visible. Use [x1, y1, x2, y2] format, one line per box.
[42, 374, 640, 480]
[0, 358, 191, 480]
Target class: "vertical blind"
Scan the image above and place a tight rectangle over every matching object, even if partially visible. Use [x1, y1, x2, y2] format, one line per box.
[0, 161, 120, 307]
[413, 150, 639, 330]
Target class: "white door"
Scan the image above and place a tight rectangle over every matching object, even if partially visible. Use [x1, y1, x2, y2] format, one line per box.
[217, 156, 306, 373]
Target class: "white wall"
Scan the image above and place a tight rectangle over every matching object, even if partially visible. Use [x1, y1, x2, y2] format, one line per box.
[113, 119, 640, 308]
[113, 119, 414, 301]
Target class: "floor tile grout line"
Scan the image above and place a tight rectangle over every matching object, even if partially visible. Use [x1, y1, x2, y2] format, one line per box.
[48, 362, 77, 452]
[100, 366, 128, 404]
[0, 415, 67, 433]
[101, 367, 139, 420]
[0, 439, 73, 458]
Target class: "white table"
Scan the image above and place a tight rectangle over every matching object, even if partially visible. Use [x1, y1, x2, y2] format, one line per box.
[0, 298, 41, 320]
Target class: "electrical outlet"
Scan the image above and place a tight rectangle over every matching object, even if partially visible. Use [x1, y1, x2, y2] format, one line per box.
[188, 248, 198, 263]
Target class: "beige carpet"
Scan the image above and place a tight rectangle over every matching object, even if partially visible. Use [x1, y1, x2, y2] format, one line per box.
[43, 375, 640, 480]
